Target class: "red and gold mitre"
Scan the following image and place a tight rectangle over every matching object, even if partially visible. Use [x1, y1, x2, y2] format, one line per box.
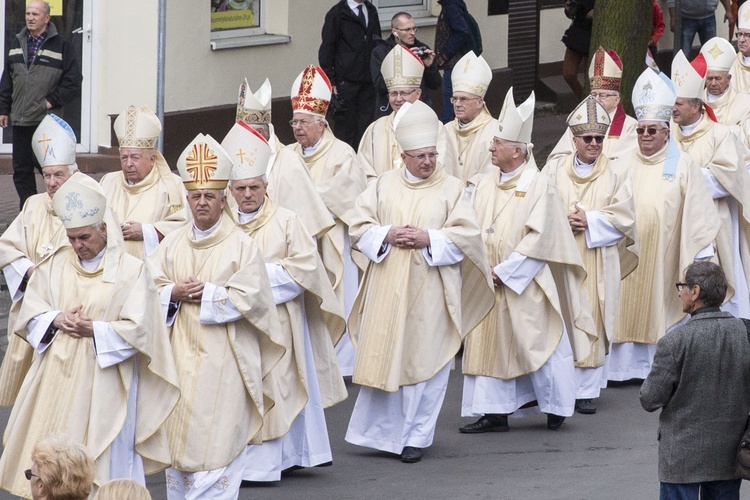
[588, 47, 623, 92]
[290, 65, 332, 118]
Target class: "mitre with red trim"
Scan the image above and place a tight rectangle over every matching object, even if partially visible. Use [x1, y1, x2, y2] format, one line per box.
[588, 46, 622, 92]
[290, 65, 332, 118]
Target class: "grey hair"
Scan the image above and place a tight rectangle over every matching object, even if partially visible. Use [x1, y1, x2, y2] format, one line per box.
[91, 220, 105, 232]
[391, 11, 413, 28]
[685, 98, 703, 109]
[229, 174, 267, 185]
[68, 163, 79, 174]
[684, 261, 727, 307]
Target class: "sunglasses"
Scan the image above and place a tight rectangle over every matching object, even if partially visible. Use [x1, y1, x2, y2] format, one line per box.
[24, 469, 39, 481]
[578, 136, 604, 144]
[636, 127, 664, 136]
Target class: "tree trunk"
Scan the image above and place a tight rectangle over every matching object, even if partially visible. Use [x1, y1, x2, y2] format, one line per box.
[589, 0, 653, 113]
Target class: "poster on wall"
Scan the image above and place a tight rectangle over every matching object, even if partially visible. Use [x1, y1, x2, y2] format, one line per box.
[210, 0, 260, 32]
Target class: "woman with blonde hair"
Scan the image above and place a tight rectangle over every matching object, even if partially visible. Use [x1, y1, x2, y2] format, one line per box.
[27, 437, 95, 500]
[94, 479, 151, 500]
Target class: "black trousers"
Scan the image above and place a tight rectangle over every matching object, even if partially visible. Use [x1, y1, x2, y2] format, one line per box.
[332, 79, 375, 150]
[12, 124, 41, 210]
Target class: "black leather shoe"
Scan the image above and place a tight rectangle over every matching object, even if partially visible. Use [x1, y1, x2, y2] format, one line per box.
[459, 415, 509, 433]
[575, 399, 597, 414]
[546, 414, 566, 430]
[400, 446, 423, 463]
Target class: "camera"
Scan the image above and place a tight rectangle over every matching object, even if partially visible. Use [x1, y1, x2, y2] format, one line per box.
[415, 46, 428, 59]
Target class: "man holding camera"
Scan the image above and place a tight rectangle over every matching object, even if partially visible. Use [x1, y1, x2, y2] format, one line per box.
[371, 12, 441, 119]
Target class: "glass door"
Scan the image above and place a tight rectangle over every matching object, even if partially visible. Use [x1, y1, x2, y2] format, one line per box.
[0, 0, 93, 153]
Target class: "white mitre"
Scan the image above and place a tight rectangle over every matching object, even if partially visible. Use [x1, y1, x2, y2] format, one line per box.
[567, 95, 611, 135]
[114, 105, 161, 149]
[700, 37, 736, 71]
[451, 51, 492, 98]
[739, 2, 750, 31]
[495, 87, 535, 144]
[52, 177, 106, 228]
[291, 65, 332, 117]
[237, 78, 272, 125]
[671, 50, 706, 99]
[177, 134, 233, 190]
[32, 114, 76, 167]
[632, 68, 676, 122]
[382, 45, 424, 89]
[221, 121, 272, 180]
[394, 100, 439, 151]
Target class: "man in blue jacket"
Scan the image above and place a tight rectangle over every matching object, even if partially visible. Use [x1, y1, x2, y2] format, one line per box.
[434, 0, 470, 123]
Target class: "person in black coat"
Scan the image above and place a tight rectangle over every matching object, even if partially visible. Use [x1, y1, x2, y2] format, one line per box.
[561, 0, 594, 100]
[371, 12, 441, 119]
[319, 0, 381, 149]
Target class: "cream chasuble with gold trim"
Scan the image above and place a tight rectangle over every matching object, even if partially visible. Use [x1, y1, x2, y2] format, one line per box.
[542, 154, 637, 368]
[463, 160, 597, 379]
[444, 109, 497, 186]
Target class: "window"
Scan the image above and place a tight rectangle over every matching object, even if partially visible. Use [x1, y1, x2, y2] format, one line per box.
[373, 0, 432, 21]
[210, 0, 263, 39]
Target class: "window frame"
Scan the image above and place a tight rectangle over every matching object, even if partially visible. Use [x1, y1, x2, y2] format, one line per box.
[210, 0, 264, 41]
[373, 0, 432, 21]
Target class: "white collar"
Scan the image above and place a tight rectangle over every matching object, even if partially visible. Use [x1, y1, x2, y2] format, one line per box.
[301, 136, 324, 156]
[744, 54, 750, 65]
[80, 247, 106, 271]
[679, 113, 703, 136]
[706, 88, 728, 102]
[347, 0, 367, 16]
[193, 218, 222, 241]
[237, 203, 262, 224]
[574, 154, 596, 176]
[500, 161, 526, 183]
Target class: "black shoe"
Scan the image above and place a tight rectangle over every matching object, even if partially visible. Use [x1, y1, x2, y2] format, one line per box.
[575, 399, 597, 415]
[459, 415, 509, 433]
[546, 414, 566, 430]
[314, 461, 333, 468]
[400, 446, 423, 463]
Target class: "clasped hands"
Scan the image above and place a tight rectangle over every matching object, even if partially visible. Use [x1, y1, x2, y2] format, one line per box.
[384, 225, 430, 250]
[171, 277, 204, 303]
[568, 205, 588, 233]
[53, 305, 94, 338]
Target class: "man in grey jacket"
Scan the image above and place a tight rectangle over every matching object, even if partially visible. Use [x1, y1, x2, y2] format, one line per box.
[641, 261, 750, 500]
[0, 1, 81, 209]
[667, 0, 733, 56]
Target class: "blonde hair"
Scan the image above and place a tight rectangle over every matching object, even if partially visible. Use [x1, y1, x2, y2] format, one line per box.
[31, 437, 95, 500]
[94, 479, 151, 500]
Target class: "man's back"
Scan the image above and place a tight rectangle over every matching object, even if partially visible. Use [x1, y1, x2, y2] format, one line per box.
[641, 310, 750, 483]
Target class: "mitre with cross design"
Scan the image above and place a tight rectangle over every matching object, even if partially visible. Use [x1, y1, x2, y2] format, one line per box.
[631, 67, 676, 123]
[495, 87, 535, 144]
[700, 37, 736, 72]
[451, 51, 492, 98]
[52, 177, 107, 229]
[739, 1, 750, 31]
[671, 50, 707, 99]
[237, 78, 272, 125]
[32, 114, 77, 168]
[221, 120, 272, 180]
[588, 46, 622, 92]
[290, 65, 331, 118]
[114, 105, 161, 149]
[567, 95, 611, 136]
[176, 134, 233, 190]
[381, 45, 424, 90]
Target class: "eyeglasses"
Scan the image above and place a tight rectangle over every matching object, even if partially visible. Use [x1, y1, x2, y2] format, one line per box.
[395, 26, 418, 33]
[636, 126, 665, 136]
[675, 282, 690, 292]
[403, 151, 439, 161]
[577, 135, 604, 144]
[450, 96, 482, 104]
[737, 31, 750, 40]
[590, 91, 619, 99]
[289, 119, 318, 128]
[388, 89, 417, 99]
[24, 469, 39, 481]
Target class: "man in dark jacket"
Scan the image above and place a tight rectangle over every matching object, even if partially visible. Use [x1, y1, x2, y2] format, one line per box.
[434, 0, 469, 123]
[319, 0, 381, 149]
[640, 261, 750, 499]
[371, 12, 441, 119]
[0, 0, 81, 210]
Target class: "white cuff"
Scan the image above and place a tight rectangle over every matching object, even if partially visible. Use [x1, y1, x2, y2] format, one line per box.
[200, 282, 243, 324]
[4, 257, 34, 301]
[142, 224, 160, 256]
[423, 229, 464, 266]
[27, 310, 60, 353]
[695, 243, 715, 261]
[358, 224, 392, 263]
[266, 262, 304, 305]
[92, 321, 137, 369]
[494, 252, 545, 295]
[701, 167, 729, 199]
[585, 211, 624, 249]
